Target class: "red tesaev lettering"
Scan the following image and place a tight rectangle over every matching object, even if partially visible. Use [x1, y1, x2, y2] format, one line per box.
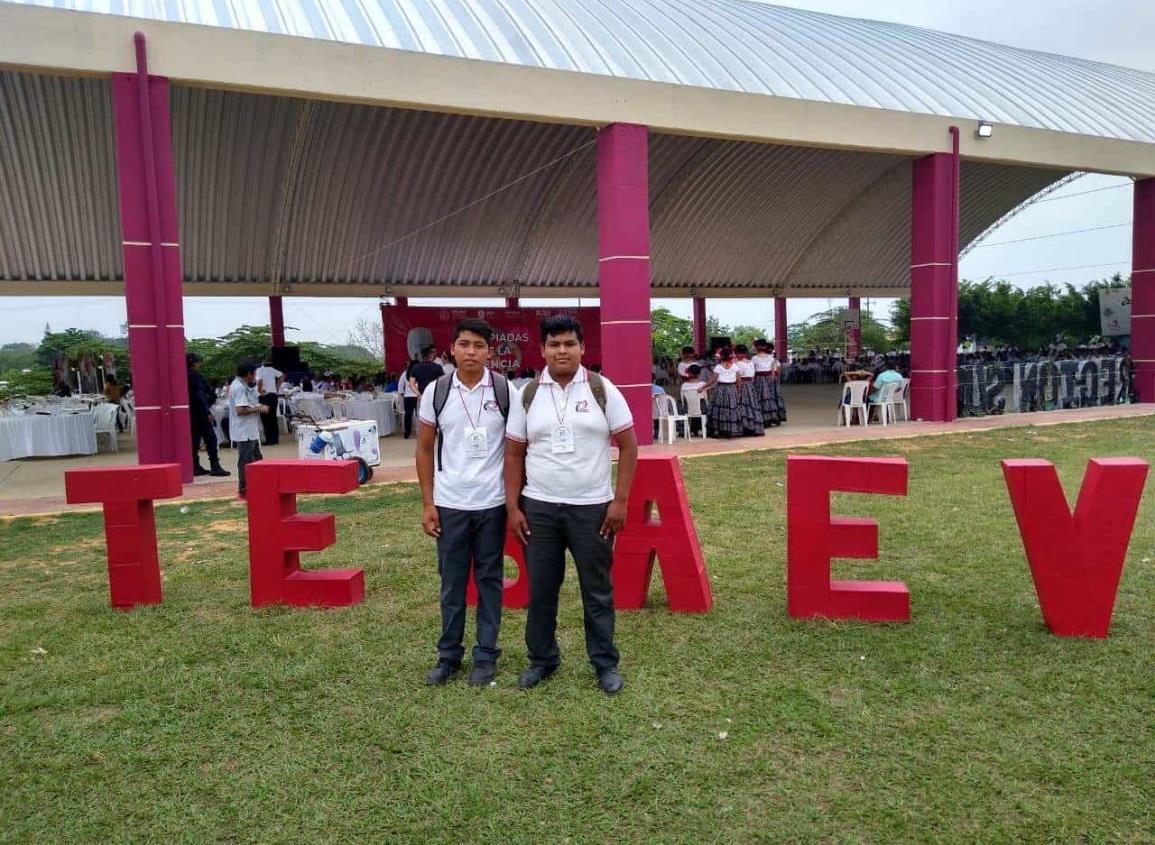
[64, 464, 182, 609]
[612, 455, 712, 612]
[786, 455, 910, 622]
[1001, 458, 1148, 638]
[465, 530, 529, 609]
[246, 461, 365, 608]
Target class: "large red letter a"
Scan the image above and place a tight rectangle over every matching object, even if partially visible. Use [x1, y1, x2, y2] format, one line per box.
[1001, 458, 1148, 638]
[612, 455, 712, 612]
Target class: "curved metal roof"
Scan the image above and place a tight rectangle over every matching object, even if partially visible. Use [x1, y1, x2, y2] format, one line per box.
[6, 0, 1155, 144]
[0, 72, 1066, 297]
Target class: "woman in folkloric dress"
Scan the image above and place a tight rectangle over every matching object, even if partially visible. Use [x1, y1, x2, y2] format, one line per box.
[733, 344, 765, 436]
[750, 338, 785, 427]
[702, 347, 743, 438]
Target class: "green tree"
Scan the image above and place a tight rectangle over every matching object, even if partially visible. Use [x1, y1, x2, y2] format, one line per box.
[650, 307, 693, 359]
[789, 307, 892, 354]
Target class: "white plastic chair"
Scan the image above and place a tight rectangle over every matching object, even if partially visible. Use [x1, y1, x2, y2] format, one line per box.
[277, 396, 292, 434]
[94, 403, 120, 452]
[682, 390, 709, 441]
[889, 378, 910, 423]
[329, 398, 348, 421]
[869, 381, 901, 426]
[837, 381, 870, 427]
[653, 394, 689, 444]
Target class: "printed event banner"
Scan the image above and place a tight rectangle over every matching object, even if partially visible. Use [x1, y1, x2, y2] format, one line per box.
[382, 305, 602, 373]
[956, 357, 1131, 415]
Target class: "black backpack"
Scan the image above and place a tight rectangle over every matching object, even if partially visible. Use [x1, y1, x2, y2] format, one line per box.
[520, 371, 609, 415]
[430, 372, 511, 471]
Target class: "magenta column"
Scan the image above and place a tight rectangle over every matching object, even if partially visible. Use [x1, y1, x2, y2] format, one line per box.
[909, 153, 959, 422]
[774, 297, 788, 362]
[597, 123, 652, 445]
[847, 296, 861, 359]
[505, 297, 519, 308]
[269, 296, 285, 347]
[1133, 178, 1155, 402]
[692, 296, 707, 352]
[112, 34, 192, 482]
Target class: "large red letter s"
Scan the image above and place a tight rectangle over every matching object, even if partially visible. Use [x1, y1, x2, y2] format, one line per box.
[64, 464, 182, 609]
[1002, 458, 1148, 638]
[786, 455, 909, 622]
[247, 461, 365, 608]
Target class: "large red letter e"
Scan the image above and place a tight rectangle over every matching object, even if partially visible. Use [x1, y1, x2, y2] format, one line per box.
[247, 461, 365, 608]
[1002, 458, 1148, 638]
[786, 455, 909, 622]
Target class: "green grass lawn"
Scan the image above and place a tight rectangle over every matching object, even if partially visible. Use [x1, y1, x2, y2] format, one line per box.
[2, 418, 1155, 844]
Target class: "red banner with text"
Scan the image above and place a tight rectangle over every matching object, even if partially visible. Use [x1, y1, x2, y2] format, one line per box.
[382, 305, 602, 373]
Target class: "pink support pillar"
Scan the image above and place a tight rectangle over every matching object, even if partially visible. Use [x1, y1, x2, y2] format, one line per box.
[1133, 178, 1155, 402]
[847, 296, 861, 359]
[112, 33, 192, 483]
[909, 149, 959, 422]
[505, 297, 519, 308]
[692, 296, 707, 353]
[597, 123, 652, 446]
[269, 296, 285, 347]
[774, 297, 788, 363]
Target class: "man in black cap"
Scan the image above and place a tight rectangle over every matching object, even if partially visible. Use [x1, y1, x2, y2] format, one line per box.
[187, 353, 230, 477]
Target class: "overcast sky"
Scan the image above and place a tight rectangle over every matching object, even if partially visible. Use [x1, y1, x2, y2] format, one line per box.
[2, 0, 1150, 347]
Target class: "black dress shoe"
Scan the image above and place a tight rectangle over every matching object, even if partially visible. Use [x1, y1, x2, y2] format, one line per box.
[517, 664, 557, 689]
[193, 466, 210, 476]
[597, 667, 624, 695]
[209, 466, 231, 477]
[469, 661, 497, 686]
[425, 660, 461, 686]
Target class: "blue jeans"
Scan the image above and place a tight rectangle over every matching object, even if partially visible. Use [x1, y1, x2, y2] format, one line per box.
[436, 505, 507, 665]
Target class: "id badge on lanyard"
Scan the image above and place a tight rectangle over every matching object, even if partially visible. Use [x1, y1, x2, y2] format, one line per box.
[551, 424, 575, 454]
[464, 425, 488, 459]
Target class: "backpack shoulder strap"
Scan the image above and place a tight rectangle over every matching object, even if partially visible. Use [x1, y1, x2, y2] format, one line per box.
[490, 373, 510, 421]
[521, 377, 541, 412]
[431, 374, 453, 424]
[587, 370, 608, 415]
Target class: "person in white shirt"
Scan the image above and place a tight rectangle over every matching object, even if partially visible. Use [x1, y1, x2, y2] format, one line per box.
[679, 363, 708, 436]
[417, 319, 512, 687]
[504, 315, 638, 695]
[254, 361, 284, 445]
[750, 338, 785, 427]
[227, 360, 269, 498]
[732, 344, 764, 436]
[675, 345, 698, 380]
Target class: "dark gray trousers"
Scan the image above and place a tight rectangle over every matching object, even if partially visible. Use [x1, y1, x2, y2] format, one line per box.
[236, 439, 262, 493]
[436, 505, 506, 665]
[523, 497, 619, 672]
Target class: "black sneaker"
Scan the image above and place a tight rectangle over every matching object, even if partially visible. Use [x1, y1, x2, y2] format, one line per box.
[469, 661, 497, 686]
[209, 467, 231, 477]
[597, 667, 624, 695]
[517, 664, 557, 690]
[425, 660, 460, 686]
[193, 466, 210, 476]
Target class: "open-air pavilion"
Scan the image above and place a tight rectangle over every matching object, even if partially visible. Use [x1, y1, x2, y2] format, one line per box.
[1, 0, 1153, 483]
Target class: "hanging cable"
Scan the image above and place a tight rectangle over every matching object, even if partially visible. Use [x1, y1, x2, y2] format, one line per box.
[971, 222, 1131, 248]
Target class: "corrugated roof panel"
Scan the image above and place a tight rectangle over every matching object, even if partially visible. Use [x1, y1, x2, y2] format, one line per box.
[5, 0, 1154, 143]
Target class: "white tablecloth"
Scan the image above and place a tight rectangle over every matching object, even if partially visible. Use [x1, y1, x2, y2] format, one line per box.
[290, 394, 332, 422]
[346, 398, 396, 436]
[0, 412, 97, 461]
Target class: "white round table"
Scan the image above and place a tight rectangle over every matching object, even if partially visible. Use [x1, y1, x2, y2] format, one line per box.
[0, 412, 97, 461]
[346, 398, 396, 436]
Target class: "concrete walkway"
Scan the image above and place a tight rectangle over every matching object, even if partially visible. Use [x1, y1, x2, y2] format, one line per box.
[2, 384, 1152, 518]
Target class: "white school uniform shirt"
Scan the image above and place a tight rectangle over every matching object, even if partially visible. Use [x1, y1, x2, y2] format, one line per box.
[713, 363, 739, 384]
[227, 377, 261, 442]
[736, 359, 756, 379]
[417, 370, 506, 511]
[752, 353, 776, 373]
[680, 381, 707, 414]
[505, 365, 633, 506]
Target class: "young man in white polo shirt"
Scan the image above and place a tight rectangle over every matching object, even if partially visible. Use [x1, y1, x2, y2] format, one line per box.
[228, 360, 269, 499]
[416, 319, 512, 686]
[504, 315, 639, 695]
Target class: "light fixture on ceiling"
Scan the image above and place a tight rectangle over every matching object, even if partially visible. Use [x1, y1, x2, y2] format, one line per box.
[976, 120, 994, 139]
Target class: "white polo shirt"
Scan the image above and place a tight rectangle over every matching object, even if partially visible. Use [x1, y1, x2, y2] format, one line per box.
[227, 377, 261, 443]
[255, 365, 282, 395]
[418, 370, 506, 511]
[505, 366, 633, 506]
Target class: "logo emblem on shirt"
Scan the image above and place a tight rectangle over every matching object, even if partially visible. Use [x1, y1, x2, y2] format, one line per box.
[575, 400, 590, 413]
[483, 400, 499, 413]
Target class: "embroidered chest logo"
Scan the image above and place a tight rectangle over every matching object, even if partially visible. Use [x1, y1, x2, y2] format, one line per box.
[483, 400, 500, 414]
[574, 400, 591, 413]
